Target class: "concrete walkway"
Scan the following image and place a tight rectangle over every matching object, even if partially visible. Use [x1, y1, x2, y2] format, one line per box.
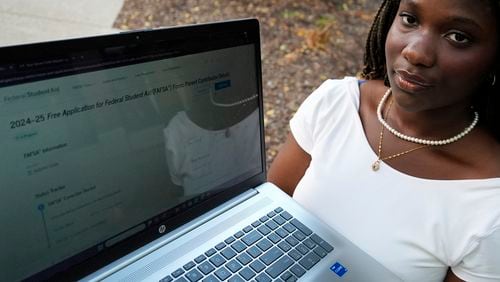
[0, 0, 124, 47]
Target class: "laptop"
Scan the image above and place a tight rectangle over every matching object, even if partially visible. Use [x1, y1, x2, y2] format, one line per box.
[0, 19, 401, 281]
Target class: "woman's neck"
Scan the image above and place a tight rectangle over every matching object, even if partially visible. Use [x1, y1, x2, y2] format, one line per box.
[387, 100, 475, 139]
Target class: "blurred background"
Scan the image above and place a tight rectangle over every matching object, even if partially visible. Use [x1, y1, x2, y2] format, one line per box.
[0, 0, 380, 168]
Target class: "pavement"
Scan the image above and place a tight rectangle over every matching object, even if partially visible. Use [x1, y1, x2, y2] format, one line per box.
[0, 0, 124, 47]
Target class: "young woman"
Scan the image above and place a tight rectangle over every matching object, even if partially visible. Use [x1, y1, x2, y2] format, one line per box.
[268, 0, 500, 281]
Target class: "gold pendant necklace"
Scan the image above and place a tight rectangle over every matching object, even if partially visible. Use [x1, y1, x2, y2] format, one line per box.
[372, 132, 429, 171]
[372, 95, 429, 171]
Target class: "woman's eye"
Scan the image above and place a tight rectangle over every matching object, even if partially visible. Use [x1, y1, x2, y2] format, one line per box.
[400, 14, 417, 26]
[446, 32, 471, 44]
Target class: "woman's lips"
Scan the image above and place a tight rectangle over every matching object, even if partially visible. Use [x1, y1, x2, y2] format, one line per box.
[394, 70, 434, 92]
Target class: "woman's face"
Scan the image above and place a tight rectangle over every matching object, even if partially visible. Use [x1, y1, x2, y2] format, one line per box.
[385, 0, 498, 113]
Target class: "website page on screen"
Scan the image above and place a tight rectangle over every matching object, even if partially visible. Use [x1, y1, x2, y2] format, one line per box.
[0, 44, 261, 281]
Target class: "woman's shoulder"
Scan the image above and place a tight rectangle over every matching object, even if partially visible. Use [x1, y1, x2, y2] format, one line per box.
[461, 128, 500, 179]
[311, 76, 358, 93]
[305, 76, 363, 107]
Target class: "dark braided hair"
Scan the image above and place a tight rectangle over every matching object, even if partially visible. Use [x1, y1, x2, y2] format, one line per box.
[361, 0, 400, 83]
[361, 0, 500, 141]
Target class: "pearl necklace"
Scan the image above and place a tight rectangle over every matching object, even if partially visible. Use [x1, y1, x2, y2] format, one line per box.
[208, 91, 258, 138]
[377, 88, 479, 146]
[210, 92, 258, 107]
[372, 98, 429, 171]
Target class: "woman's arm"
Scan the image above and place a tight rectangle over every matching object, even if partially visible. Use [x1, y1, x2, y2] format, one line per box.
[267, 133, 311, 196]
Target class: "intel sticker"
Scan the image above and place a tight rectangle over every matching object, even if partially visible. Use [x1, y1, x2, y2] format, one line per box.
[330, 262, 348, 277]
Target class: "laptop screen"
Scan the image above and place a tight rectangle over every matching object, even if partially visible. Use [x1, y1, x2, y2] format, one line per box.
[0, 19, 265, 281]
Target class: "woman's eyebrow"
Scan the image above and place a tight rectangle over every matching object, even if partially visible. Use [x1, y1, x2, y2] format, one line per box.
[401, 0, 483, 31]
[399, 0, 420, 14]
[400, 0, 417, 8]
[444, 16, 483, 31]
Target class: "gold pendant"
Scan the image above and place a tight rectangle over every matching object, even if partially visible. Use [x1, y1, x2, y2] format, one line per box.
[372, 160, 380, 171]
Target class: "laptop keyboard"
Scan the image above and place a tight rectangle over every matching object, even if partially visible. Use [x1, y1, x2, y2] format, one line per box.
[159, 207, 334, 282]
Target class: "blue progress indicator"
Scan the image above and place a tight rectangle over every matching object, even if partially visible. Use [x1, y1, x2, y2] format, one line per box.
[214, 80, 231, 90]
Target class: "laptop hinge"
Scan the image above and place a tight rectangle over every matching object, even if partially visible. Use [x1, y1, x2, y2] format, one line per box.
[86, 188, 259, 281]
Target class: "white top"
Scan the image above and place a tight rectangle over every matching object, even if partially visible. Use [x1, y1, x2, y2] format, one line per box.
[290, 77, 500, 281]
[163, 109, 261, 196]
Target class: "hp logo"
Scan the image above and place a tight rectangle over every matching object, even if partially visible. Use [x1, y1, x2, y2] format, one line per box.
[158, 225, 166, 234]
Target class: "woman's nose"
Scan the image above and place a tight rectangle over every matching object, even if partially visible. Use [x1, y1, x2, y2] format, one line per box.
[401, 33, 436, 67]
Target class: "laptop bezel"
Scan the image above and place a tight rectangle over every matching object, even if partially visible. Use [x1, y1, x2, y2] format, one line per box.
[0, 18, 267, 281]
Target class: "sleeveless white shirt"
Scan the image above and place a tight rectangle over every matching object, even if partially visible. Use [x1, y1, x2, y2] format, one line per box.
[290, 77, 500, 281]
